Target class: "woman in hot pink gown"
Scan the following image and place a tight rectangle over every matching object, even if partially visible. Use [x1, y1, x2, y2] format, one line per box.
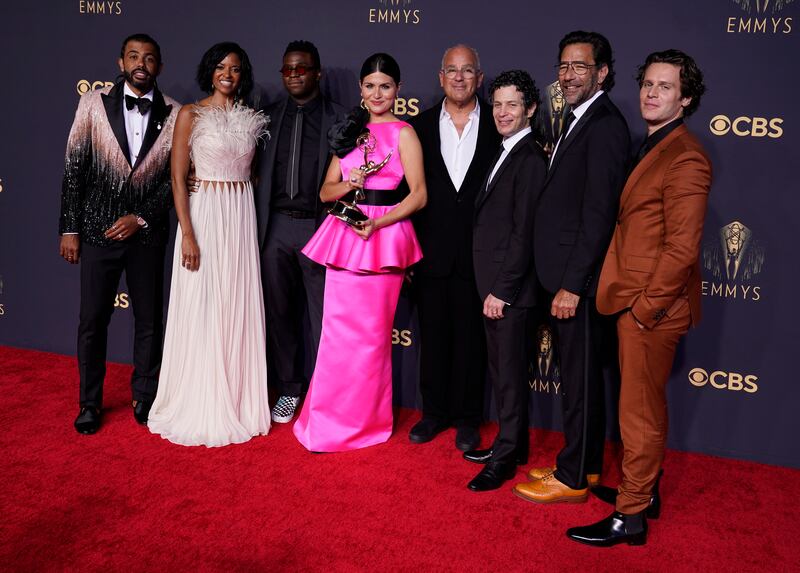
[293, 53, 427, 452]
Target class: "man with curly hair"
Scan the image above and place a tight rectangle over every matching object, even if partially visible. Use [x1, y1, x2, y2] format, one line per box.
[568, 49, 711, 547]
[465, 70, 547, 491]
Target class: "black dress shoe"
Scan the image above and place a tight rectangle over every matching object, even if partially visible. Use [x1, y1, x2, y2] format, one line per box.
[591, 470, 662, 519]
[133, 400, 153, 425]
[566, 511, 647, 547]
[455, 426, 480, 452]
[408, 417, 449, 444]
[74, 407, 101, 434]
[467, 462, 516, 492]
[463, 448, 527, 465]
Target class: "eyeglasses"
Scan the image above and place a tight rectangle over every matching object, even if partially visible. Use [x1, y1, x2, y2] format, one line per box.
[279, 64, 317, 78]
[556, 62, 597, 76]
[442, 66, 478, 79]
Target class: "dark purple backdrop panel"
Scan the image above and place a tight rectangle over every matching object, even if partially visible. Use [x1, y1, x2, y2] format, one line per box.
[1, 1, 797, 467]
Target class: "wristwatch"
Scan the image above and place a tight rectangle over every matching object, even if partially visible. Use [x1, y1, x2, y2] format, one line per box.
[135, 215, 148, 228]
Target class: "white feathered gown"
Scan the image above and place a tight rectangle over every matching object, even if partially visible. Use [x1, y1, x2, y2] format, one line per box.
[149, 104, 271, 447]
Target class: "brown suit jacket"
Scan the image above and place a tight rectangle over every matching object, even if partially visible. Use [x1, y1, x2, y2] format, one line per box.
[596, 124, 712, 330]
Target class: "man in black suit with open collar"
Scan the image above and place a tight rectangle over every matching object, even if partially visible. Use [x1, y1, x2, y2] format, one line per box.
[59, 34, 180, 434]
[513, 30, 630, 504]
[253, 41, 344, 424]
[466, 70, 547, 491]
[408, 45, 501, 452]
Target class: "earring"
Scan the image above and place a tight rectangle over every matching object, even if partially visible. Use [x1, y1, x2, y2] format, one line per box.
[360, 98, 368, 110]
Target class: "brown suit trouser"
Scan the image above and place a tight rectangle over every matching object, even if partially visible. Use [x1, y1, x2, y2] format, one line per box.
[616, 300, 690, 514]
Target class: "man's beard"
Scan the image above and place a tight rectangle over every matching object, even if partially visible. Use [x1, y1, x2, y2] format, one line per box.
[124, 68, 153, 92]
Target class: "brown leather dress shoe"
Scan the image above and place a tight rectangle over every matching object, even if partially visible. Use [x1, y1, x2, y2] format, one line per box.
[527, 466, 555, 480]
[513, 472, 588, 504]
[527, 466, 600, 487]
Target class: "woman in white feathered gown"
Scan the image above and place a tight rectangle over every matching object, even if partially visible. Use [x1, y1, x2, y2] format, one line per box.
[148, 42, 271, 446]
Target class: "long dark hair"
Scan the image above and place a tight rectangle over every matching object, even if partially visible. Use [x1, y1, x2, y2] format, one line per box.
[328, 52, 402, 158]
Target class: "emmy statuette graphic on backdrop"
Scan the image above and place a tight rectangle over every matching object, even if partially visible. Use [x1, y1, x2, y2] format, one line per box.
[535, 81, 571, 157]
[703, 220, 765, 282]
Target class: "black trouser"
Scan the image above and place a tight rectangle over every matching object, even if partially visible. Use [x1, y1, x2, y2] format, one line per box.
[416, 274, 486, 428]
[261, 212, 325, 397]
[549, 295, 610, 489]
[484, 306, 533, 465]
[78, 241, 165, 408]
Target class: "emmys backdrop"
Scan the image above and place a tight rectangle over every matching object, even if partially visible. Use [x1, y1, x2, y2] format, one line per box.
[1, 1, 797, 468]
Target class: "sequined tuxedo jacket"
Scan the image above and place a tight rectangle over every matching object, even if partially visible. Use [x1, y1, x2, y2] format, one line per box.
[59, 81, 180, 247]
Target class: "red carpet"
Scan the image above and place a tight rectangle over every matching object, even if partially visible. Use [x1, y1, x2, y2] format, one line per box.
[1, 346, 798, 572]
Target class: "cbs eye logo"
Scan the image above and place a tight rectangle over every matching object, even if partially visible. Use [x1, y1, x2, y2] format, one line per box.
[688, 367, 758, 393]
[709, 114, 783, 138]
[76, 80, 115, 96]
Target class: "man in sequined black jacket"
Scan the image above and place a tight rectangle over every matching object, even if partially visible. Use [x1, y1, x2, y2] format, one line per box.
[58, 33, 180, 435]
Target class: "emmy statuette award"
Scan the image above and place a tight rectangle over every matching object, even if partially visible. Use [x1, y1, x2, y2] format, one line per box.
[329, 132, 393, 226]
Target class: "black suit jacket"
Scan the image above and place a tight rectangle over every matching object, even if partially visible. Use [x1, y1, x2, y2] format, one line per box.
[473, 132, 547, 307]
[254, 95, 345, 249]
[410, 98, 501, 279]
[534, 92, 630, 297]
[59, 81, 179, 247]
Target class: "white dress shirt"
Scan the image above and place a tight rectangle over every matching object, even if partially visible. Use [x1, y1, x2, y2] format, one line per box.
[123, 83, 153, 166]
[439, 97, 480, 191]
[488, 126, 532, 185]
[549, 89, 604, 166]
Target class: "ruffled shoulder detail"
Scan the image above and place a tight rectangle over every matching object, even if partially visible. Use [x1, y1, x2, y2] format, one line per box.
[191, 103, 269, 146]
[328, 106, 369, 158]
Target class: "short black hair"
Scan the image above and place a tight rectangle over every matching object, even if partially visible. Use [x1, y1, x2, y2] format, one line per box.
[558, 30, 615, 92]
[489, 69, 540, 113]
[284, 40, 321, 69]
[637, 49, 706, 117]
[196, 42, 255, 99]
[120, 33, 162, 64]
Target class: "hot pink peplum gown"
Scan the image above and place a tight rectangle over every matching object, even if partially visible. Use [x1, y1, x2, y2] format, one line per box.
[293, 121, 422, 452]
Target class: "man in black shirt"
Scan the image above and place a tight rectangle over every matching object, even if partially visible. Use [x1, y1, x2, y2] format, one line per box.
[253, 41, 344, 423]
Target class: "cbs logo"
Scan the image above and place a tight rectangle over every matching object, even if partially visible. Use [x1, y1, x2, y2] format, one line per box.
[393, 98, 419, 117]
[76, 80, 115, 96]
[688, 367, 758, 393]
[392, 328, 412, 347]
[114, 292, 130, 309]
[709, 115, 783, 138]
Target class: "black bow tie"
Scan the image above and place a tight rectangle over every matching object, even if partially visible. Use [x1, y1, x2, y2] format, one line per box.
[125, 94, 152, 115]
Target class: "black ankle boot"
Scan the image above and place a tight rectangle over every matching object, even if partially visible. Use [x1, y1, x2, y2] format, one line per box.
[566, 511, 647, 547]
[590, 469, 663, 519]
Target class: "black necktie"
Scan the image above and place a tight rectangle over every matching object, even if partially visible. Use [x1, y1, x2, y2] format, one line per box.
[287, 106, 304, 200]
[558, 112, 575, 144]
[125, 95, 152, 115]
[550, 112, 575, 167]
